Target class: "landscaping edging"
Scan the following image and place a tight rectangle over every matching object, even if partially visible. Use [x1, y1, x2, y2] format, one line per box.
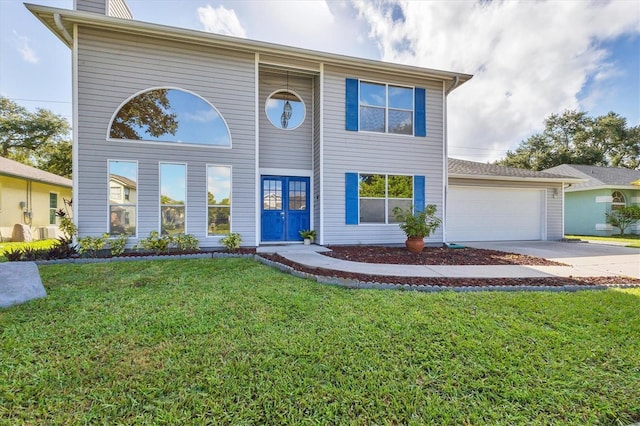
[254, 255, 640, 293]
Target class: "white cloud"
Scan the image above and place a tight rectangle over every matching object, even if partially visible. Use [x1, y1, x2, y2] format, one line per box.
[353, 0, 640, 162]
[13, 31, 39, 64]
[198, 4, 247, 37]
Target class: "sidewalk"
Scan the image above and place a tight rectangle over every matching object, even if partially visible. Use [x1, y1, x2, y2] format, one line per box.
[256, 245, 625, 279]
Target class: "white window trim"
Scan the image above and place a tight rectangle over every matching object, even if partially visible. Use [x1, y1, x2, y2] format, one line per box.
[206, 164, 232, 238]
[358, 80, 415, 136]
[159, 162, 187, 235]
[49, 192, 59, 225]
[107, 159, 139, 238]
[264, 89, 307, 131]
[358, 172, 414, 225]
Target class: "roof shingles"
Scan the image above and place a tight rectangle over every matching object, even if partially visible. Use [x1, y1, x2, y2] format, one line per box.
[0, 157, 72, 187]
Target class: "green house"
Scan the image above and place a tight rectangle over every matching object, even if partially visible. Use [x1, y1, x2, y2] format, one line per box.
[544, 164, 640, 236]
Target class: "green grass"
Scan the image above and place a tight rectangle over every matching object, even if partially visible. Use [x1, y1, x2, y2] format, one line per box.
[566, 234, 640, 248]
[0, 239, 58, 261]
[1, 258, 639, 425]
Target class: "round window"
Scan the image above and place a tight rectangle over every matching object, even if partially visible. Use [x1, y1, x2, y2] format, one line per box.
[265, 90, 305, 130]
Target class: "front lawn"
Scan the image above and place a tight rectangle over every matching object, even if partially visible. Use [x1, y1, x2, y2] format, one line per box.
[1, 258, 639, 425]
[565, 234, 640, 248]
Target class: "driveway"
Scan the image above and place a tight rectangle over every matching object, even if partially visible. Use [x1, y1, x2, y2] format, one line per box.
[461, 241, 640, 278]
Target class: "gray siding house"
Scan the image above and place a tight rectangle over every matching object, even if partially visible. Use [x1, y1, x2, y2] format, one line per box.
[29, 0, 476, 248]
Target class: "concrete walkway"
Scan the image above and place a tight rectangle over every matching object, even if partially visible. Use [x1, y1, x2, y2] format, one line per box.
[256, 243, 639, 280]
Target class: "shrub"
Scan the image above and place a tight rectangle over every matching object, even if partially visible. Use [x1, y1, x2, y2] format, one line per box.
[47, 237, 77, 260]
[220, 233, 242, 252]
[172, 234, 200, 252]
[392, 204, 442, 238]
[77, 233, 109, 258]
[5, 249, 24, 262]
[135, 231, 171, 255]
[108, 234, 129, 257]
[606, 205, 640, 236]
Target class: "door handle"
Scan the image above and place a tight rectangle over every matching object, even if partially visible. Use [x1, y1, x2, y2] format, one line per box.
[280, 211, 285, 219]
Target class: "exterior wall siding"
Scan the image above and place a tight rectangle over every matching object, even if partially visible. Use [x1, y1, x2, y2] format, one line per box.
[565, 188, 640, 236]
[313, 74, 321, 241]
[76, 28, 256, 246]
[321, 65, 445, 245]
[258, 71, 313, 170]
[75, 0, 106, 14]
[448, 178, 564, 240]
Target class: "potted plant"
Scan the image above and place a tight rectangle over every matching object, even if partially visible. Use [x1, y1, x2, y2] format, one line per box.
[299, 229, 316, 245]
[392, 204, 441, 253]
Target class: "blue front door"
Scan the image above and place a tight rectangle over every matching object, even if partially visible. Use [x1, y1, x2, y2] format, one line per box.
[261, 176, 310, 242]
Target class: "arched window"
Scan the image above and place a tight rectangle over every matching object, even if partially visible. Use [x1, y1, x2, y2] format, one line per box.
[108, 88, 231, 147]
[611, 191, 626, 210]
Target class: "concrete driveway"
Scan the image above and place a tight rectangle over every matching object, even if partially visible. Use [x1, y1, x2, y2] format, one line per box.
[461, 240, 640, 278]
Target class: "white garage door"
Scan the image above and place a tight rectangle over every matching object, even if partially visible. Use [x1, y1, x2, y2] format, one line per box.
[447, 186, 545, 242]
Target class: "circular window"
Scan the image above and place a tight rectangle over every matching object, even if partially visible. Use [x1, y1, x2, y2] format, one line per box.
[265, 90, 305, 130]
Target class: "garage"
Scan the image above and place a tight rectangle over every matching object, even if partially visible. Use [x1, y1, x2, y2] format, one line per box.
[446, 186, 545, 241]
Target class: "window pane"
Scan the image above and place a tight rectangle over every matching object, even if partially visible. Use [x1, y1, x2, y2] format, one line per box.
[265, 91, 305, 130]
[360, 82, 386, 107]
[110, 88, 231, 146]
[110, 205, 136, 236]
[388, 199, 412, 223]
[388, 86, 413, 109]
[49, 210, 56, 225]
[161, 206, 185, 235]
[388, 175, 413, 198]
[160, 163, 186, 205]
[389, 109, 413, 135]
[360, 106, 385, 132]
[360, 199, 385, 223]
[109, 161, 137, 237]
[207, 166, 231, 205]
[359, 174, 386, 198]
[49, 193, 58, 209]
[263, 179, 282, 210]
[208, 206, 230, 236]
[289, 180, 307, 210]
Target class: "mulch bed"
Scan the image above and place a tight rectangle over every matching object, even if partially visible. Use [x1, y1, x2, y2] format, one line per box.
[259, 246, 640, 288]
[323, 245, 566, 266]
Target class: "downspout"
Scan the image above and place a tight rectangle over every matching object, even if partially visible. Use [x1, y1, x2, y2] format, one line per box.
[442, 76, 460, 245]
[54, 13, 73, 46]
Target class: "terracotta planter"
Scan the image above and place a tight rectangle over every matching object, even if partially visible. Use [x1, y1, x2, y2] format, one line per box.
[405, 236, 425, 253]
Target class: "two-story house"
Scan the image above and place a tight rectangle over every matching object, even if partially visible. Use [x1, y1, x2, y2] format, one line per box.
[28, 0, 475, 247]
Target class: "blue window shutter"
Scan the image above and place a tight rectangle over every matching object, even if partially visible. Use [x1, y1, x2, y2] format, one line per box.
[414, 87, 426, 137]
[345, 78, 359, 131]
[413, 175, 425, 213]
[345, 172, 359, 224]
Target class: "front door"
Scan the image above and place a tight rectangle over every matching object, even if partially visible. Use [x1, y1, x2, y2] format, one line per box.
[261, 176, 310, 242]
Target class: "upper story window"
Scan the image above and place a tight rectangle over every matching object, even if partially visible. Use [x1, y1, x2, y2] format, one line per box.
[265, 90, 305, 130]
[109, 88, 231, 147]
[360, 82, 414, 135]
[611, 191, 626, 210]
[345, 78, 426, 137]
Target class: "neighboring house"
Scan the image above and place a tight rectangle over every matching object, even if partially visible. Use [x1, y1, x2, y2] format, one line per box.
[29, 0, 476, 247]
[447, 159, 583, 242]
[0, 157, 72, 241]
[544, 164, 640, 236]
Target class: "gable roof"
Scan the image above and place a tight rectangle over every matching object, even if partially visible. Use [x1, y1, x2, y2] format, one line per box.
[543, 164, 640, 191]
[448, 158, 583, 183]
[0, 156, 72, 188]
[26, 3, 472, 88]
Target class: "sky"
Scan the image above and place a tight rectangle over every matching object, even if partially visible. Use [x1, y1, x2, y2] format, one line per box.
[1, 0, 639, 163]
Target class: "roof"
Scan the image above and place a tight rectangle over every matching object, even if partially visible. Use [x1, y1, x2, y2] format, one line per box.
[448, 158, 584, 183]
[0, 156, 72, 188]
[25, 3, 472, 88]
[110, 173, 136, 189]
[543, 164, 640, 191]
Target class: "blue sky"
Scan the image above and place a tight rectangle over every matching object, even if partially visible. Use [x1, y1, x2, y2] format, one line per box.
[1, 0, 638, 163]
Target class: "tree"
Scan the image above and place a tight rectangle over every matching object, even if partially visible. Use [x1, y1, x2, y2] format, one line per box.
[498, 110, 640, 170]
[605, 205, 640, 236]
[0, 96, 72, 177]
[109, 89, 178, 140]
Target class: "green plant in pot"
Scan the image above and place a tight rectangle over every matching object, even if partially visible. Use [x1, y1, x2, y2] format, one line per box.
[392, 204, 441, 253]
[299, 229, 316, 245]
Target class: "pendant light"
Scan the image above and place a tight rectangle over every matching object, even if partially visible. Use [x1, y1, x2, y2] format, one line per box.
[281, 71, 292, 128]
